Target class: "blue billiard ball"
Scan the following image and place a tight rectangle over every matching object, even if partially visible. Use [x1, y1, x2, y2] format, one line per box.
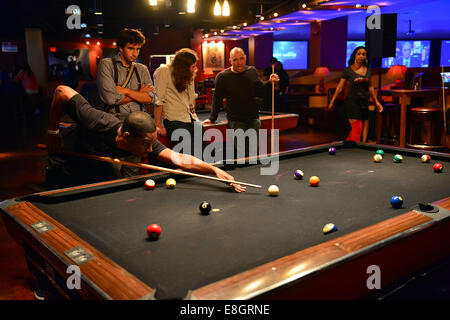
[294, 169, 304, 179]
[329, 147, 336, 155]
[390, 195, 403, 209]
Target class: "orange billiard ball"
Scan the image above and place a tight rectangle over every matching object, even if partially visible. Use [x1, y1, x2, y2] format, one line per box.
[309, 176, 320, 187]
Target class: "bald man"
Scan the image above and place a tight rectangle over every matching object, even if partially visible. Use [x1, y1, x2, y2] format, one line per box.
[203, 48, 279, 160]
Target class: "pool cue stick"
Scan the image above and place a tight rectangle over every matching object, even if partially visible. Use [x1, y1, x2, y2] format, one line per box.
[271, 63, 275, 154]
[442, 65, 447, 150]
[36, 144, 262, 189]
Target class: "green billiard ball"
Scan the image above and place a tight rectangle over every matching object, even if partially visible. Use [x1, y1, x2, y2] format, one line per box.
[393, 154, 403, 163]
[376, 149, 384, 156]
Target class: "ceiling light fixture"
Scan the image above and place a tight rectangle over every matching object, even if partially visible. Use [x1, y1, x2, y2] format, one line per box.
[214, 0, 221, 16]
[149, 0, 157, 6]
[222, 0, 230, 16]
[187, 0, 195, 13]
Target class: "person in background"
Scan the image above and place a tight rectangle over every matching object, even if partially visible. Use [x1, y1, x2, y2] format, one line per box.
[63, 57, 82, 90]
[328, 46, 383, 142]
[202, 47, 279, 160]
[263, 57, 290, 112]
[153, 48, 202, 155]
[97, 28, 154, 118]
[13, 62, 40, 116]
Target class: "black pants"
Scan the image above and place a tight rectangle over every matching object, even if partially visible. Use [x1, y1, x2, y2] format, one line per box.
[164, 119, 205, 157]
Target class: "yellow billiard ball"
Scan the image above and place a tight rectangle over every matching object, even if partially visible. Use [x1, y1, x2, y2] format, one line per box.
[166, 178, 176, 189]
[373, 154, 383, 163]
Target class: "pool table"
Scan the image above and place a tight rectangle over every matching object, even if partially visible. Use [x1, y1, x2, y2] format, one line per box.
[1, 141, 450, 300]
[157, 109, 299, 147]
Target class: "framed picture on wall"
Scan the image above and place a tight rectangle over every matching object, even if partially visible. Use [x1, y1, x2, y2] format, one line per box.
[202, 41, 225, 72]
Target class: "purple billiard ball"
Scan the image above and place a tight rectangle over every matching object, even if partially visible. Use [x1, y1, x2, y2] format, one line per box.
[294, 169, 304, 179]
[329, 147, 336, 155]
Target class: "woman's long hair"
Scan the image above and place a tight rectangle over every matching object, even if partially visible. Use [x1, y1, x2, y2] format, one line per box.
[348, 46, 369, 67]
[171, 48, 198, 93]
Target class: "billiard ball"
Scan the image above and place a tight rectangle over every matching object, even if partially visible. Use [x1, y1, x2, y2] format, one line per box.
[294, 169, 304, 179]
[393, 154, 403, 163]
[166, 178, 176, 189]
[390, 195, 403, 209]
[323, 223, 338, 235]
[199, 201, 212, 215]
[373, 154, 383, 163]
[376, 149, 384, 156]
[309, 176, 320, 187]
[433, 163, 443, 173]
[145, 179, 155, 190]
[421, 154, 431, 163]
[328, 147, 336, 155]
[268, 185, 279, 196]
[147, 224, 161, 240]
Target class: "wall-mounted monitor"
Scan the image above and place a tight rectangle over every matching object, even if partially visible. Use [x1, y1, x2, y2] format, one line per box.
[440, 40, 450, 67]
[346, 41, 366, 66]
[273, 41, 308, 70]
[382, 40, 430, 68]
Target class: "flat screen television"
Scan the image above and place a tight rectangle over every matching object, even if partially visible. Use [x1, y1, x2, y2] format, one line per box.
[273, 41, 308, 70]
[346, 41, 366, 66]
[382, 40, 430, 68]
[440, 40, 450, 67]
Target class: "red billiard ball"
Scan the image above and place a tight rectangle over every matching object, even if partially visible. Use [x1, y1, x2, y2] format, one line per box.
[145, 179, 155, 190]
[421, 154, 431, 163]
[433, 163, 443, 173]
[147, 224, 161, 240]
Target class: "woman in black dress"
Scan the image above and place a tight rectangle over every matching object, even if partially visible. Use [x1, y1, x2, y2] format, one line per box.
[328, 46, 383, 141]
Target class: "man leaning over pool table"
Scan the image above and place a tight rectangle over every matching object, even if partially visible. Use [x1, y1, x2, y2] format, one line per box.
[45, 85, 246, 192]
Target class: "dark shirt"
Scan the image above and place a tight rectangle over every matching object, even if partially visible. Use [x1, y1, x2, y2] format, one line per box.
[47, 94, 166, 188]
[209, 66, 270, 123]
[263, 67, 289, 92]
[341, 67, 371, 102]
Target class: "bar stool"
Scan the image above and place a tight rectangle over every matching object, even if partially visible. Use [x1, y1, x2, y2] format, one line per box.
[407, 107, 444, 151]
[380, 103, 401, 145]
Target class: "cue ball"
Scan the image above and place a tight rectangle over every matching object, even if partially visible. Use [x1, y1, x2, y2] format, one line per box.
[268, 185, 279, 196]
[373, 154, 383, 163]
[421, 154, 431, 163]
[390, 195, 403, 209]
[199, 201, 212, 215]
[376, 149, 384, 156]
[145, 179, 155, 190]
[433, 163, 443, 172]
[166, 178, 176, 189]
[309, 176, 320, 187]
[294, 169, 304, 179]
[393, 154, 403, 163]
[147, 224, 161, 240]
[328, 147, 336, 155]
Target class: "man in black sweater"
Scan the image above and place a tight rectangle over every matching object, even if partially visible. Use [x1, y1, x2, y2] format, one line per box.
[202, 47, 279, 161]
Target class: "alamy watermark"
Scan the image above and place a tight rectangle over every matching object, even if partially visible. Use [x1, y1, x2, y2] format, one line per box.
[366, 5, 381, 30]
[66, 265, 81, 290]
[66, 5, 81, 30]
[366, 265, 381, 290]
[169, 123, 280, 175]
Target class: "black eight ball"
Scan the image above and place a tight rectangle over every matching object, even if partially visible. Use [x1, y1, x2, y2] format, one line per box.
[199, 201, 212, 215]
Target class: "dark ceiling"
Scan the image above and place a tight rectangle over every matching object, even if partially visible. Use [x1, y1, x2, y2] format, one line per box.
[0, 0, 303, 40]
